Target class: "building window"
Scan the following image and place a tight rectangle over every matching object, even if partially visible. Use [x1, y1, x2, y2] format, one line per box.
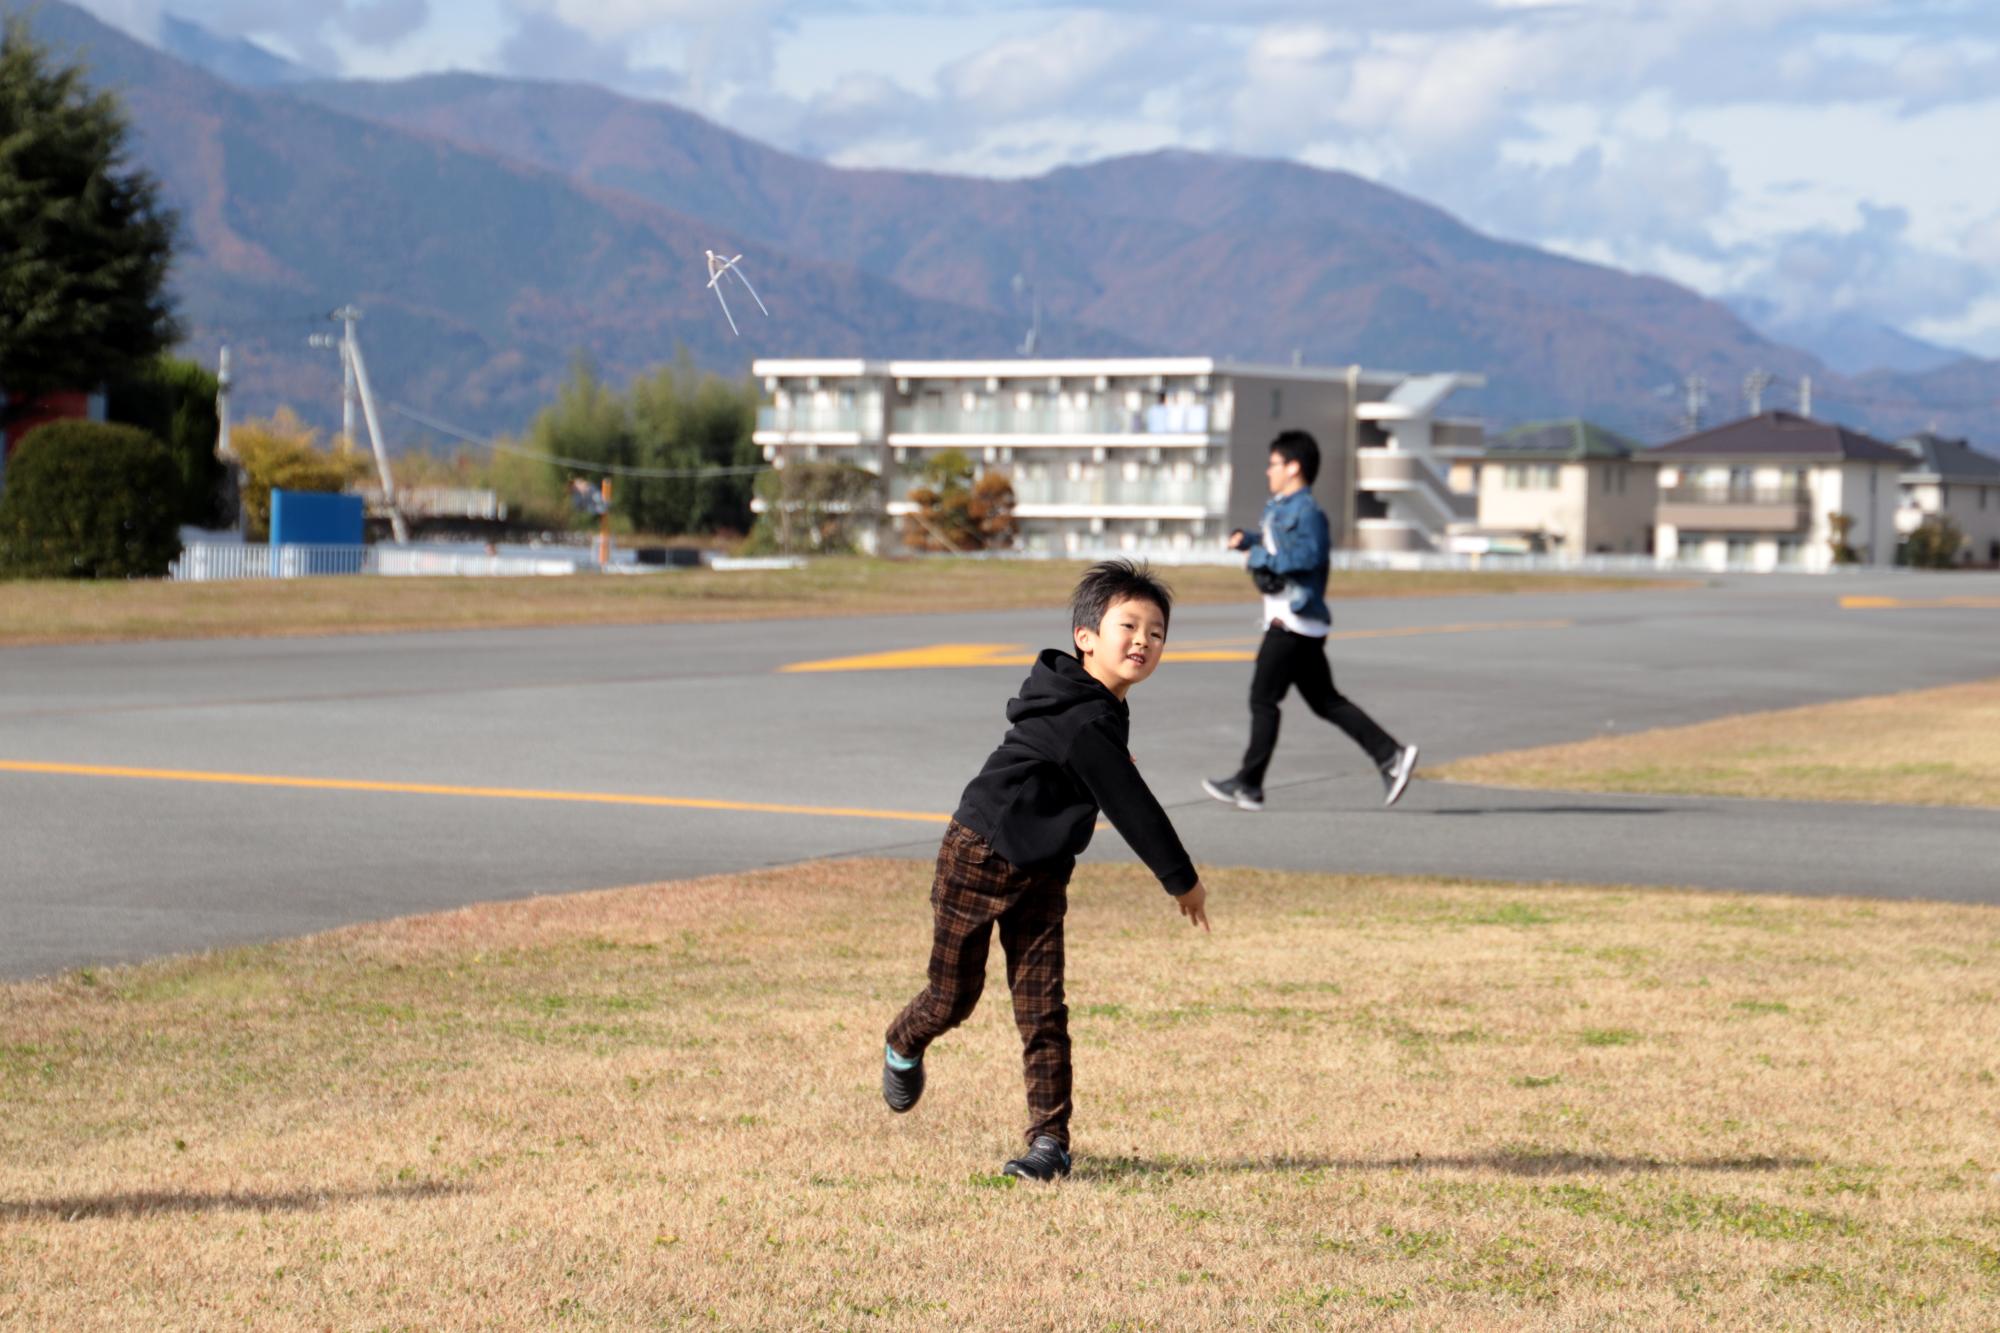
[1504, 463, 1558, 490]
[1270, 388, 1282, 418]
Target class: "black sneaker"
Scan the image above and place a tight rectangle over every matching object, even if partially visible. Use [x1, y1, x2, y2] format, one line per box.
[1380, 744, 1419, 808]
[1002, 1135, 1072, 1181]
[882, 1044, 924, 1113]
[1201, 776, 1265, 812]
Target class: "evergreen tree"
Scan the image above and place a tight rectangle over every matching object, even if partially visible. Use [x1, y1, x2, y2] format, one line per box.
[0, 19, 178, 404]
[106, 355, 227, 528]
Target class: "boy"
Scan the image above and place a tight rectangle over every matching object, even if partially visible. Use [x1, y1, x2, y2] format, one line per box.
[1203, 430, 1419, 812]
[882, 560, 1210, 1181]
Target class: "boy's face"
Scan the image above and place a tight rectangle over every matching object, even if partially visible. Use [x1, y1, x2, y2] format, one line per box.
[1266, 450, 1304, 496]
[1074, 595, 1168, 698]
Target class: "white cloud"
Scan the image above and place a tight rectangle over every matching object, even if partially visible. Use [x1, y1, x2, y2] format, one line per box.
[84, 0, 2000, 354]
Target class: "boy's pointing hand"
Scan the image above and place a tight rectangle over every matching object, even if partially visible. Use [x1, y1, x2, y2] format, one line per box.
[1176, 881, 1211, 933]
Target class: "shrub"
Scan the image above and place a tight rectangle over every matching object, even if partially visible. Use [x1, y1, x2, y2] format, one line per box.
[231, 409, 367, 541]
[0, 419, 182, 578]
[1900, 514, 1964, 569]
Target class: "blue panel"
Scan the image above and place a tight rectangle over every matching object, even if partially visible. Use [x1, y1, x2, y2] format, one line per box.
[270, 489, 364, 546]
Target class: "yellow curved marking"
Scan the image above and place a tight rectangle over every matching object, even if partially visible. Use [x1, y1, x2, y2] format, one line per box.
[1841, 595, 2000, 610]
[779, 619, 1573, 673]
[0, 760, 950, 825]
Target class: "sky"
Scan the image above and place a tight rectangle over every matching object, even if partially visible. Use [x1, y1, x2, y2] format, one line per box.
[75, 0, 2000, 357]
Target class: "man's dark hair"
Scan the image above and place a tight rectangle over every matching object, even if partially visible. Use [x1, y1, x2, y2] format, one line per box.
[1270, 429, 1321, 485]
[1071, 559, 1173, 639]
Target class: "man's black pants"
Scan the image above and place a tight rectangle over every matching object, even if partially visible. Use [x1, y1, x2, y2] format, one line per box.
[1235, 624, 1401, 787]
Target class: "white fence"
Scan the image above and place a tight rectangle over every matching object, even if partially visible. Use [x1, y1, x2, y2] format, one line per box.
[170, 543, 376, 581]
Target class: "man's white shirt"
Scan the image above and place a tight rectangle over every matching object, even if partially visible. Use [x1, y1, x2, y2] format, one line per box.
[1260, 513, 1329, 638]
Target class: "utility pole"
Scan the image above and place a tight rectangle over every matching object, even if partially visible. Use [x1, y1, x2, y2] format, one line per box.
[597, 479, 613, 566]
[1010, 273, 1041, 357]
[1798, 375, 1813, 418]
[314, 306, 409, 543]
[216, 345, 233, 462]
[1743, 368, 1773, 416]
[1679, 373, 1708, 435]
[339, 307, 358, 452]
[216, 344, 242, 536]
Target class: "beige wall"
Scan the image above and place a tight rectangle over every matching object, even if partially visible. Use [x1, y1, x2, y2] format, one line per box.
[1223, 373, 1355, 545]
[1582, 460, 1659, 554]
[1473, 458, 1653, 555]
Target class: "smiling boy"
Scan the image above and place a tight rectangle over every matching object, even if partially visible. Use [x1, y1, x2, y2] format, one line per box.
[882, 560, 1210, 1181]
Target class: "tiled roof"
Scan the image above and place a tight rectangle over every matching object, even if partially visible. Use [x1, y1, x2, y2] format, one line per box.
[1894, 432, 2000, 481]
[1640, 411, 1909, 463]
[1488, 419, 1641, 460]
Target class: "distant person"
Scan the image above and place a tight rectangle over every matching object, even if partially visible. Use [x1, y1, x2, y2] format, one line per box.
[1203, 430, 1419, 812]
[882, 560, 1210, 1181]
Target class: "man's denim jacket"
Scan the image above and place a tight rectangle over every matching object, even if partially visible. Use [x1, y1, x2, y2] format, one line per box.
[1246, 487, 1332, 624]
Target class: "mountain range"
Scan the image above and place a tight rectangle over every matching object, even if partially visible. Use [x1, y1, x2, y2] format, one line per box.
[9, 0, 1998, 449]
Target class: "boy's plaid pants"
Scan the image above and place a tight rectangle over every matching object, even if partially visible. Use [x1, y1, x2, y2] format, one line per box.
[886, 818, 1072, 1149]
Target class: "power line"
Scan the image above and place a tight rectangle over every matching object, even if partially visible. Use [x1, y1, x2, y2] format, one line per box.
[386, 402, 765, 479]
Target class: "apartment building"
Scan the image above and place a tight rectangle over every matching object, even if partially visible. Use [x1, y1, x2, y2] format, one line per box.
[1448, 419, 1657, 557]
[1642, 412, 1906, 571]
[1893, 431, 2000, 565]
[750, 357, 1483, 556]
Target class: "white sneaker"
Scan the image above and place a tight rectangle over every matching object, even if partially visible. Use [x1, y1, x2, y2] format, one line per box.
[1380, 745, 1419, 808]
[1202, 776, 1265, 812]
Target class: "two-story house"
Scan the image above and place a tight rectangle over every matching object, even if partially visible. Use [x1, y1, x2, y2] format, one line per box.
[1893, 431, 2000, 565]
[1643, 412, 1906, 571]
[1450, 419, 1657, 557]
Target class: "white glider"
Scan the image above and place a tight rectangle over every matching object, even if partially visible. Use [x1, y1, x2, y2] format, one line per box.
[705, 250, 770, 337]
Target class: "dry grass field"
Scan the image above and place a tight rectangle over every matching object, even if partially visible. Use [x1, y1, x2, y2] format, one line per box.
[0, 559, 1666, 646]
[1436, 677, 2000, 810]
[3, 860, 1995, 1329]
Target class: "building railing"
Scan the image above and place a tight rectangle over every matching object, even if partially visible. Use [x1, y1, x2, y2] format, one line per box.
[1003, 477, 1228, 509]
[756, 405, 872, 434]
[1661, 484, 1808, 506]
[889, 403, 1213, 437]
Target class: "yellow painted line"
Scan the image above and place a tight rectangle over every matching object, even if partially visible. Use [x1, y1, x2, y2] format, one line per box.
[778, 642, 1028, 673]
[1841, 595, 2000, 610]
[780, 619, 1574, 673]
[0, 760, 951, 825]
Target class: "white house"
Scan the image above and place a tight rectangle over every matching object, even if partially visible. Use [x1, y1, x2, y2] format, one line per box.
[1642, 411, 1906, 571]
[1893, 431, 2000, 565]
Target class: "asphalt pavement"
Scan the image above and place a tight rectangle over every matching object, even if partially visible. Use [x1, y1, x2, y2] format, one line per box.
[3, 569, 1996, 978]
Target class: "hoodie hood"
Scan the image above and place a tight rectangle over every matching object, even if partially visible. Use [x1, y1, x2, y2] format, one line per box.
[1005, 648, 1126, 727]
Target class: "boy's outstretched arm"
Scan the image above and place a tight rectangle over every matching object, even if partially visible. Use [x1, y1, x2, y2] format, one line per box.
[1067, 721, 1210, 927]
[1177, 881, 1210, 932]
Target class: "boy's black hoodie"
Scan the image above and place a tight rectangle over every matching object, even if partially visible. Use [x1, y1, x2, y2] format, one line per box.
[953, 649, 1198, 895]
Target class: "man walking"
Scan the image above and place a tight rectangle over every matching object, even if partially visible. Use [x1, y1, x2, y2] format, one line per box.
[1202, 430, 1419, 812]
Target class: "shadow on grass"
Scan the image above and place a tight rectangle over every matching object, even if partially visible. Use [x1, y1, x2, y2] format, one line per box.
[1074, 1151, 1811, 1182]
[0, 1178, 468, 1222]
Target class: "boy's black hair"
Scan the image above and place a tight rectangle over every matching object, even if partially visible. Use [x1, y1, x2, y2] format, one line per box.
[1071, 559, 1173, 640]
[1270, 429, 1321, 486]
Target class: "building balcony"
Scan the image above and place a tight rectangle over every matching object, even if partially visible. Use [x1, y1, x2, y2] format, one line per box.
[995, 477, 1227, 511]
[887, 402, 1214, 440]
[755, 405, 874, 437]
[1657, 485, 1811, 533]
